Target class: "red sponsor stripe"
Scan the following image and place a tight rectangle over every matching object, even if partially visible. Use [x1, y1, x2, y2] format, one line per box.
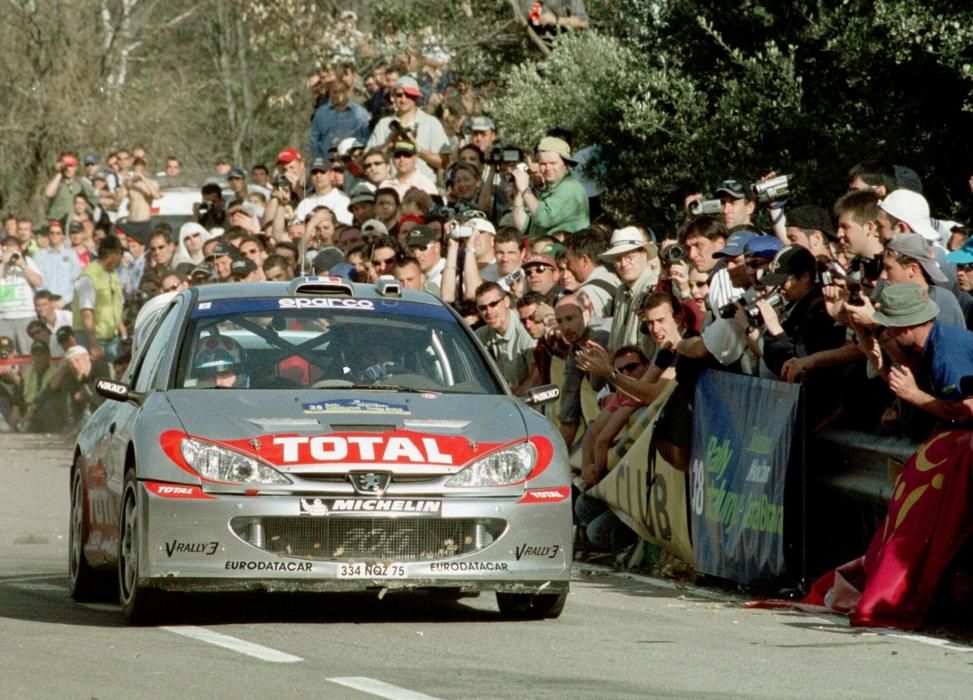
[518, 486, 571, 504]
[145, 480, 214, 499]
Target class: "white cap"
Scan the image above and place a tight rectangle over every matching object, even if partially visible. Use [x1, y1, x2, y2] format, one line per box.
[878, 190, 940, 243]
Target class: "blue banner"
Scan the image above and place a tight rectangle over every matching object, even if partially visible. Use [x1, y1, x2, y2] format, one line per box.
[690, 370, 800, 584]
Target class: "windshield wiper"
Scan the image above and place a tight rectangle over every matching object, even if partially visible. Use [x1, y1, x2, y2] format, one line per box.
[345, 384, 432, 394]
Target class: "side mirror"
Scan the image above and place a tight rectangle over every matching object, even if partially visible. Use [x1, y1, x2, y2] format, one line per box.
[96, 378, 145, 405]
[523, 384, 560, 407]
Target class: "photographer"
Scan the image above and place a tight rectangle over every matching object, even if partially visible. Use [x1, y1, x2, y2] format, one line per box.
[193, 183, 227, 231]
[477, 142, 523, 224]
[441, 217, 498, 303]
[511, 136, 589, 239]
[757, 245, 848, 426]
[0, 237, 44, 354]
[366, 76, 450, 182]
[44, 153, 96, 222]
[113, 158, 161, 223]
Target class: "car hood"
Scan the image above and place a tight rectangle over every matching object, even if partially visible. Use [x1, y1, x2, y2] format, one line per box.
[166, 389, 528, 470]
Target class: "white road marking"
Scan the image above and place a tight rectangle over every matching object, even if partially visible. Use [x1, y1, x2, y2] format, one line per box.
[328, 677, 440, 700]
[885, 631, 973, 652]
[162, 626, 302, 663]
[7, 583, 68, 593]
[0, 575, 65, 585]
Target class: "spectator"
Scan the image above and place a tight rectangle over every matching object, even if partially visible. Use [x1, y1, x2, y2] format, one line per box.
[446, 161, 482, 211]
[309, 78, 370, 161]
[0, 236, 45, 354]
[564, 228, 620, 318]
[373, 187, 401, 233]
[195, 182, 228, 230]
[877, 235, 965, 328]
[366, 236, 399, 282]
[263, 254, 293, 282]
[147, 229, 177, 272]
[599, 227, 658, 353]
[34, 290, 72, 353]
[553, 292, 610, 445]
[404, 225, 446, 289]
[360, 149, 392, 187]
[394, 256, 439, 295]
[114, 158, 161, 223]
[511, 136, 589, 238]
[379, 141, 438, 199]
[681, 215, 739, 313]
[474, 281, 536, 394]
[366, 76, 450, 182]
[527, 0, 590, 33]
[171, 222, 211, 268]
[786, 205, 839, 263]
[44, 152, 96, 222]
[347, 184, 376, 225]
[715, 179, 756, 230]
[847, 158, 899, 198]
[522, 253, 564, 306]
[10, 341, 58, 432]
[32, 221, 82, 305]
[294, 157, 352, 224]
[50, 344, 111, 425]
[855, 283, 973, 426]
[71, 235, 125, 362]
[214, 154, 233, 177]
[226, 168, 250, 206]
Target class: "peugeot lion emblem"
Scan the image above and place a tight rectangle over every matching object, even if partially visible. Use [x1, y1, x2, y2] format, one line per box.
[350, 471, 391, 495]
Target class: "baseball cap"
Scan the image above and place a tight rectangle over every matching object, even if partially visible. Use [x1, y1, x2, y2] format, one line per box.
[470, 116, 496, 132]
[60, 155, 78, 167]
[228, 167, 246, 179]
[713, 230, 758, 259]
[761, 245, 816, 286]
[309, 157, 329, 173]
[64, 345, 90, 361]
[83, 154, 100, 166]
[872, 283, 939, 327]
[535, 136, 576, 166]
[361, 219, 388, 237]
[945, 238, 973, 265]
[468, 218, 496, 235]
[215, 154, 233, 165]
[885, 233, 947, 283]
[275, 147, 302, 165]
[406, 225, 438, 248]
[348, 183, 376, 206]
[744, 236, 783, 261]
[206, 241, 236, 260]
[599, 226, 657, 262]
[398, 213, 425, 229]
[393, 76, 422, 99]
[714, 179, 749, 200]
[522, 253, 557, 270]
[26, 320, 47, 336]
[787, 205, 836, 240]
[229, 257, 257, 278]
[878, 190, 940, 243]
[312, 246, 345, 273]
[55, 326, 75, 341]
[337, 137, 364, 158]
[392, 141, 417, 156]
[30, 340, 50, 355]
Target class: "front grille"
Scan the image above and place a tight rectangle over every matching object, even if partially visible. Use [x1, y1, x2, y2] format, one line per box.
[231, 516, 506, 562]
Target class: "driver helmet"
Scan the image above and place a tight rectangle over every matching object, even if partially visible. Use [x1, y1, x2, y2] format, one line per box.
[193, 335, 248, 387]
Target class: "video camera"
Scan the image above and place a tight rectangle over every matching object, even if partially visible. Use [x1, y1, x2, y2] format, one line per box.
[389, 120, 416, 138]
[751, 174, 793, 204]
[660, 243, 688, 269]
[689, 198, 721, 217]
[719, 290, 785, 329]
[488, 144, 524, 167]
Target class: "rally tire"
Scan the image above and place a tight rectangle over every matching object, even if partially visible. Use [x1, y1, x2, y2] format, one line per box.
[68, 466, 107, 602]
[496, 591, 567, 620]
[118, 470, 161, 624]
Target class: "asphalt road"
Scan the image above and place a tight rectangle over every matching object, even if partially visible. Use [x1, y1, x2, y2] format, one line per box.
[2, 432, 972, 700]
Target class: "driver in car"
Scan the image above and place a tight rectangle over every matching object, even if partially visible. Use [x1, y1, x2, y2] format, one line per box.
[194, 336, 249, 388]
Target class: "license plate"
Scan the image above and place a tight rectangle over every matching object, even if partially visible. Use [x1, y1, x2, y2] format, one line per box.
[337, 562, 407, 579]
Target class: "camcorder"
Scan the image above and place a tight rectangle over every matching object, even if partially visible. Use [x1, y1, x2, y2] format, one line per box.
[660, 243, 687, 268]
[502, 268, 524, 289]
[751, 174, 793, 204]
[389, 120, 416, 138]
[719, 291, 785, 329]
[450, 224, 475, 240]
[488, 144, 524, 166]
[690, 198, 721, 216]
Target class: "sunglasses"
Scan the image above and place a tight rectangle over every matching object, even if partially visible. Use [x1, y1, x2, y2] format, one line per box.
[616, 361, 643, 374]
[409, 242, 434, 253]
[957, 263, 973, 272]
[392, 91, 412, 99]
[393, 151, 415, 159]
[524, 266, 549, 276]
[162, 283, 181, 292]
[371, 255, 396, 266]
[364, 161, 385, 168]
[477, 298, 503, 313]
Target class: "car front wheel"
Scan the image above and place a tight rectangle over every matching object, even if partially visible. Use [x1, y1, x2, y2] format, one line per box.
[118, 470, 159, 624]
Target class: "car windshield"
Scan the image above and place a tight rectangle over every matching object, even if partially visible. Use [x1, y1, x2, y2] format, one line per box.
[174, 297, 502, 394]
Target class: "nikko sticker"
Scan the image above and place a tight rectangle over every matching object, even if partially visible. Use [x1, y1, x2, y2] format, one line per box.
[303, 398, 410, 415]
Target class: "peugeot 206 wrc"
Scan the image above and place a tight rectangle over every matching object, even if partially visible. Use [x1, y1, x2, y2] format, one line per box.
[69, 277, 571, 623]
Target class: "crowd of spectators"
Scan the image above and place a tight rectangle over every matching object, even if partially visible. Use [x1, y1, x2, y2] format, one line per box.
[2, 6, 973, 566]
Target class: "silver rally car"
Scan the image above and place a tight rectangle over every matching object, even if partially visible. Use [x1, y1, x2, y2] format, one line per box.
[70, 277, 571, 623]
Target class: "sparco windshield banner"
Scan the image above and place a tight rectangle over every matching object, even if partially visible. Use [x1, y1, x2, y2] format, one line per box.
[690, 370, 799, 584]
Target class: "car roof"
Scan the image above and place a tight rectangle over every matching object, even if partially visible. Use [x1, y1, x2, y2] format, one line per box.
[189, 279, 448, 307]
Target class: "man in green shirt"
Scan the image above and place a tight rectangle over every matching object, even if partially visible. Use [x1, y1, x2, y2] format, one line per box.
[44, 153, 96, 223]
[511, 136, 589, 239]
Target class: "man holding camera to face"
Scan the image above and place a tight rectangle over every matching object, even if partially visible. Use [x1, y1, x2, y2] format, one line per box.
[44, 153, 96, 223]
[366, 76, 450, 183]
[0, 236, 45, 355]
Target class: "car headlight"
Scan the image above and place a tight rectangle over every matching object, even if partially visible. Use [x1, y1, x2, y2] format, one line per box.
[444, 441, 536, 488]
[180, 437, 291, 485]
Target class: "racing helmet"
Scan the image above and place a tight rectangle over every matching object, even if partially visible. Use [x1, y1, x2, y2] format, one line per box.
[193, 335, 248, 387]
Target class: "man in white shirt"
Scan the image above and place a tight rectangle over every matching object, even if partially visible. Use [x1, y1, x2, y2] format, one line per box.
[294, 157, 353, 224]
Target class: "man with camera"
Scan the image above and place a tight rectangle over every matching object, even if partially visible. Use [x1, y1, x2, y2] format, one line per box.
[0, 236, 45, 355]
[441, 217, 499, 303]
[366, 76, 450, 183]
[510, 136, 589, 239]
[113, 157, 161, 223]
[44, 153, 96, 223]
